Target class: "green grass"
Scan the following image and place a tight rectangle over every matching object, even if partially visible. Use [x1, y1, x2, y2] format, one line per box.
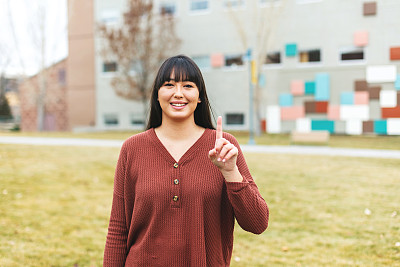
[2, 130, 400, 150]
[1, 143, 399, 266]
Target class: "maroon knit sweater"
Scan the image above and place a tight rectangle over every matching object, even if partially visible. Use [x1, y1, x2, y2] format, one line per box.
[103, 128, 269, 266]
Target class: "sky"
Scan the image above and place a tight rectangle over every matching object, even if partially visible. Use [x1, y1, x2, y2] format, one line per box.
[0, 0, 68, 76]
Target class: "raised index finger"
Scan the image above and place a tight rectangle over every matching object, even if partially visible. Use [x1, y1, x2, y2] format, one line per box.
[216, 116, 223, 140]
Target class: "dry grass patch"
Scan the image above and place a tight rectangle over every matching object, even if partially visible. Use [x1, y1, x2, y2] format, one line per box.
[1, 144, 399, 266]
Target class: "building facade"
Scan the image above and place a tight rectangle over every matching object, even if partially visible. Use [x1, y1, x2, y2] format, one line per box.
[19, 60, 68, 131]
[74, 0, 400, 134]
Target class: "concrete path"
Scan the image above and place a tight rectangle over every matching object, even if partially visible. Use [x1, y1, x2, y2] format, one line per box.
[1, 136, 400, 159]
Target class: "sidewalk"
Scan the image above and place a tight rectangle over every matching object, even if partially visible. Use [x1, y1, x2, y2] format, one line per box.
[1, 136, 400, 159]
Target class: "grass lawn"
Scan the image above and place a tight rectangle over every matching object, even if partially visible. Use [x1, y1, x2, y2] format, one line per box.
[1, 144, 399, 266]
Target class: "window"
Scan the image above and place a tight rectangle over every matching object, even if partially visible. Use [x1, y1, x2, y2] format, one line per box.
[104, 114, 119, 125]
[260, 0, 281, 6]
[299, 49, 321, 63]
[130, 113, 144, 125]
[296, 0, 322, 4]
[100, 9, 119, 25]
[129, 60, 142, 75]
[160, 1, 176, 15]
[103, 62, 117, 72]
[225, 54, 244, 67]
[226, 113, 244, 125]
[340, 47, 364, 62]
[265, 51, 281, 64]
[190, 0, 209, 12]
[192, 55, 211, 69]
[58, 69, 66, 85]
[224, 0, 245, 8]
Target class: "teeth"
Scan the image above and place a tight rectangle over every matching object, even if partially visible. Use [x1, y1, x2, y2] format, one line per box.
[171, 103, 186, 107]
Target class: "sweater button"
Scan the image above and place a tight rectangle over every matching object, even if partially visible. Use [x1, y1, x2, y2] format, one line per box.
[173, 195, 179, 202]
[173, 163, 178, 168]
[174, 179, 179, 185]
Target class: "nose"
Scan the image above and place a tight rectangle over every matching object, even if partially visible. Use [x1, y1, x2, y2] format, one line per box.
[173, 84, 184, 98]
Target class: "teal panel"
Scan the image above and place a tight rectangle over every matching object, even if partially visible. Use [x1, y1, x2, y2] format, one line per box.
[395, 74, 400, 90]
[374, 120, 387, 135]
[285, 43, 297, 57]
[315, 73, 330, 101]
[258, 73, 266, 87]
[279, 93, 293, 106]
[305, 81, 315, 95]
[340, 92, 354, 105]
[311, 120, 334, 133]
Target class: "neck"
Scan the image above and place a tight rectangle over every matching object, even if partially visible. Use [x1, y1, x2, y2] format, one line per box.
[156, 116, 203, 140]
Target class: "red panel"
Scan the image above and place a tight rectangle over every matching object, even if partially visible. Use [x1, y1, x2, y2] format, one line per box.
[363, 121, 374, 133]
[390, 47, 400, 60]
[382, 107, 400, 118]
[315, 101, 328, 113]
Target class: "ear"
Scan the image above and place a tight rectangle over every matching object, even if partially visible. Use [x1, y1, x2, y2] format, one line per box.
[198, 99, 201, 103]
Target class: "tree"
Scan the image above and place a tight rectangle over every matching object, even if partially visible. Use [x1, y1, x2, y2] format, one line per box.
[0, 44, 13, 121]
[98, 0, 180, 119]
[226, 0, 287, 136]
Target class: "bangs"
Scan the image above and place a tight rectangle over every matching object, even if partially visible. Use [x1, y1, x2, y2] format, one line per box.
[157, 57, 202, 87]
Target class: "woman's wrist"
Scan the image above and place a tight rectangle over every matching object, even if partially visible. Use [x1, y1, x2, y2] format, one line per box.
[221, 166, 244, 182]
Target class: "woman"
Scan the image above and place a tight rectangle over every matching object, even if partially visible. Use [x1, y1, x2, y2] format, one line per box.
[103, 55, 269, 266]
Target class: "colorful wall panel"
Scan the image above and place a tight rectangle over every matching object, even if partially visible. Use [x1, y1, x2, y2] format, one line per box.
[285, 43, 297, 57]
[305, 81, 316, 95]
[354, 91, 369, 105]
[315, 73, 330, 101]
[387, 118, 400, 135]
[328, 105, 340, 120]
[265, 65, 400, 135]
[296, 118, 311, 133]
[380, 90, 397, 107]
[395, 75, 400, 90]
[390, 47, 400, 60]
[291, 80, 304, 95]
[311, 120, 334, 133]
[210, 53, 224, 67]
[346, 120, 363, 135]
[281, 106, 305, 120]
[266, 106, 281, 133]
[340, 105, 369, 120]
[354, 31, 368, 47]
[366, 65, 397, 83]
[279, 93, 293, 106]
[374, 120, 387, 135]
[340, 92, 354, 105]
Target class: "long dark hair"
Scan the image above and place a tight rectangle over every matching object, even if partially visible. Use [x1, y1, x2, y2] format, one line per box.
[146, 55, 215, 130]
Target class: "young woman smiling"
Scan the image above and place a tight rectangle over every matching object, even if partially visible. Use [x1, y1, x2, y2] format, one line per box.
[103, 55, 269, 266]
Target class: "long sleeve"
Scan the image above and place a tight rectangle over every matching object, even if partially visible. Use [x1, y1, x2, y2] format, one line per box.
[103, 143, 129, 266]
[224, 135, 269, 234]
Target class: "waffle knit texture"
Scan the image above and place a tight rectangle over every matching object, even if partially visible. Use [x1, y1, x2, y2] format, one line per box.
[103, 128, 269, 266]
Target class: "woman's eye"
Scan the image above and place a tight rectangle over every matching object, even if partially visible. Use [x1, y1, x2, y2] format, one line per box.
[184, 84, 195, 88]
[164, 83, 174, 87]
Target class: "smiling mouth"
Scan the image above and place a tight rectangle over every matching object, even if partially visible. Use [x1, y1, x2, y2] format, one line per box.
[171, 103, 187, 107]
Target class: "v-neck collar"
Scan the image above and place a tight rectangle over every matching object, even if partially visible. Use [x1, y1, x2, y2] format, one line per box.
[148, 128, 211, 165]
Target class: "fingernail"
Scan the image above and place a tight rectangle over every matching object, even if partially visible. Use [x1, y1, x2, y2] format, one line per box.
[222, 159, 226, 163]
[217, 158, 221, 162]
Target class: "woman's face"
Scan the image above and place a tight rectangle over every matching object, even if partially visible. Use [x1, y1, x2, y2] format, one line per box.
[158, 71, 201, 123]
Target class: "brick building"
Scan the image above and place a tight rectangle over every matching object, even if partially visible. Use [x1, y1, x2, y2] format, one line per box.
[19, 59, 68, 131]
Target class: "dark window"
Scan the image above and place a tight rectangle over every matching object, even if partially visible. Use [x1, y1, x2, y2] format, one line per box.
[225, 55, 244, 67]
[300, 49, 321, 63]
[160, 3, 176, 15]
[190, 0, 209, 11]
[58, 69, 66, 85]
[104, 114, 119, 125]
[341, 49, 364, 61]
[226, 113, 244, 125]
[265, 52, 281, 64]
[103, 62, 117, 72]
